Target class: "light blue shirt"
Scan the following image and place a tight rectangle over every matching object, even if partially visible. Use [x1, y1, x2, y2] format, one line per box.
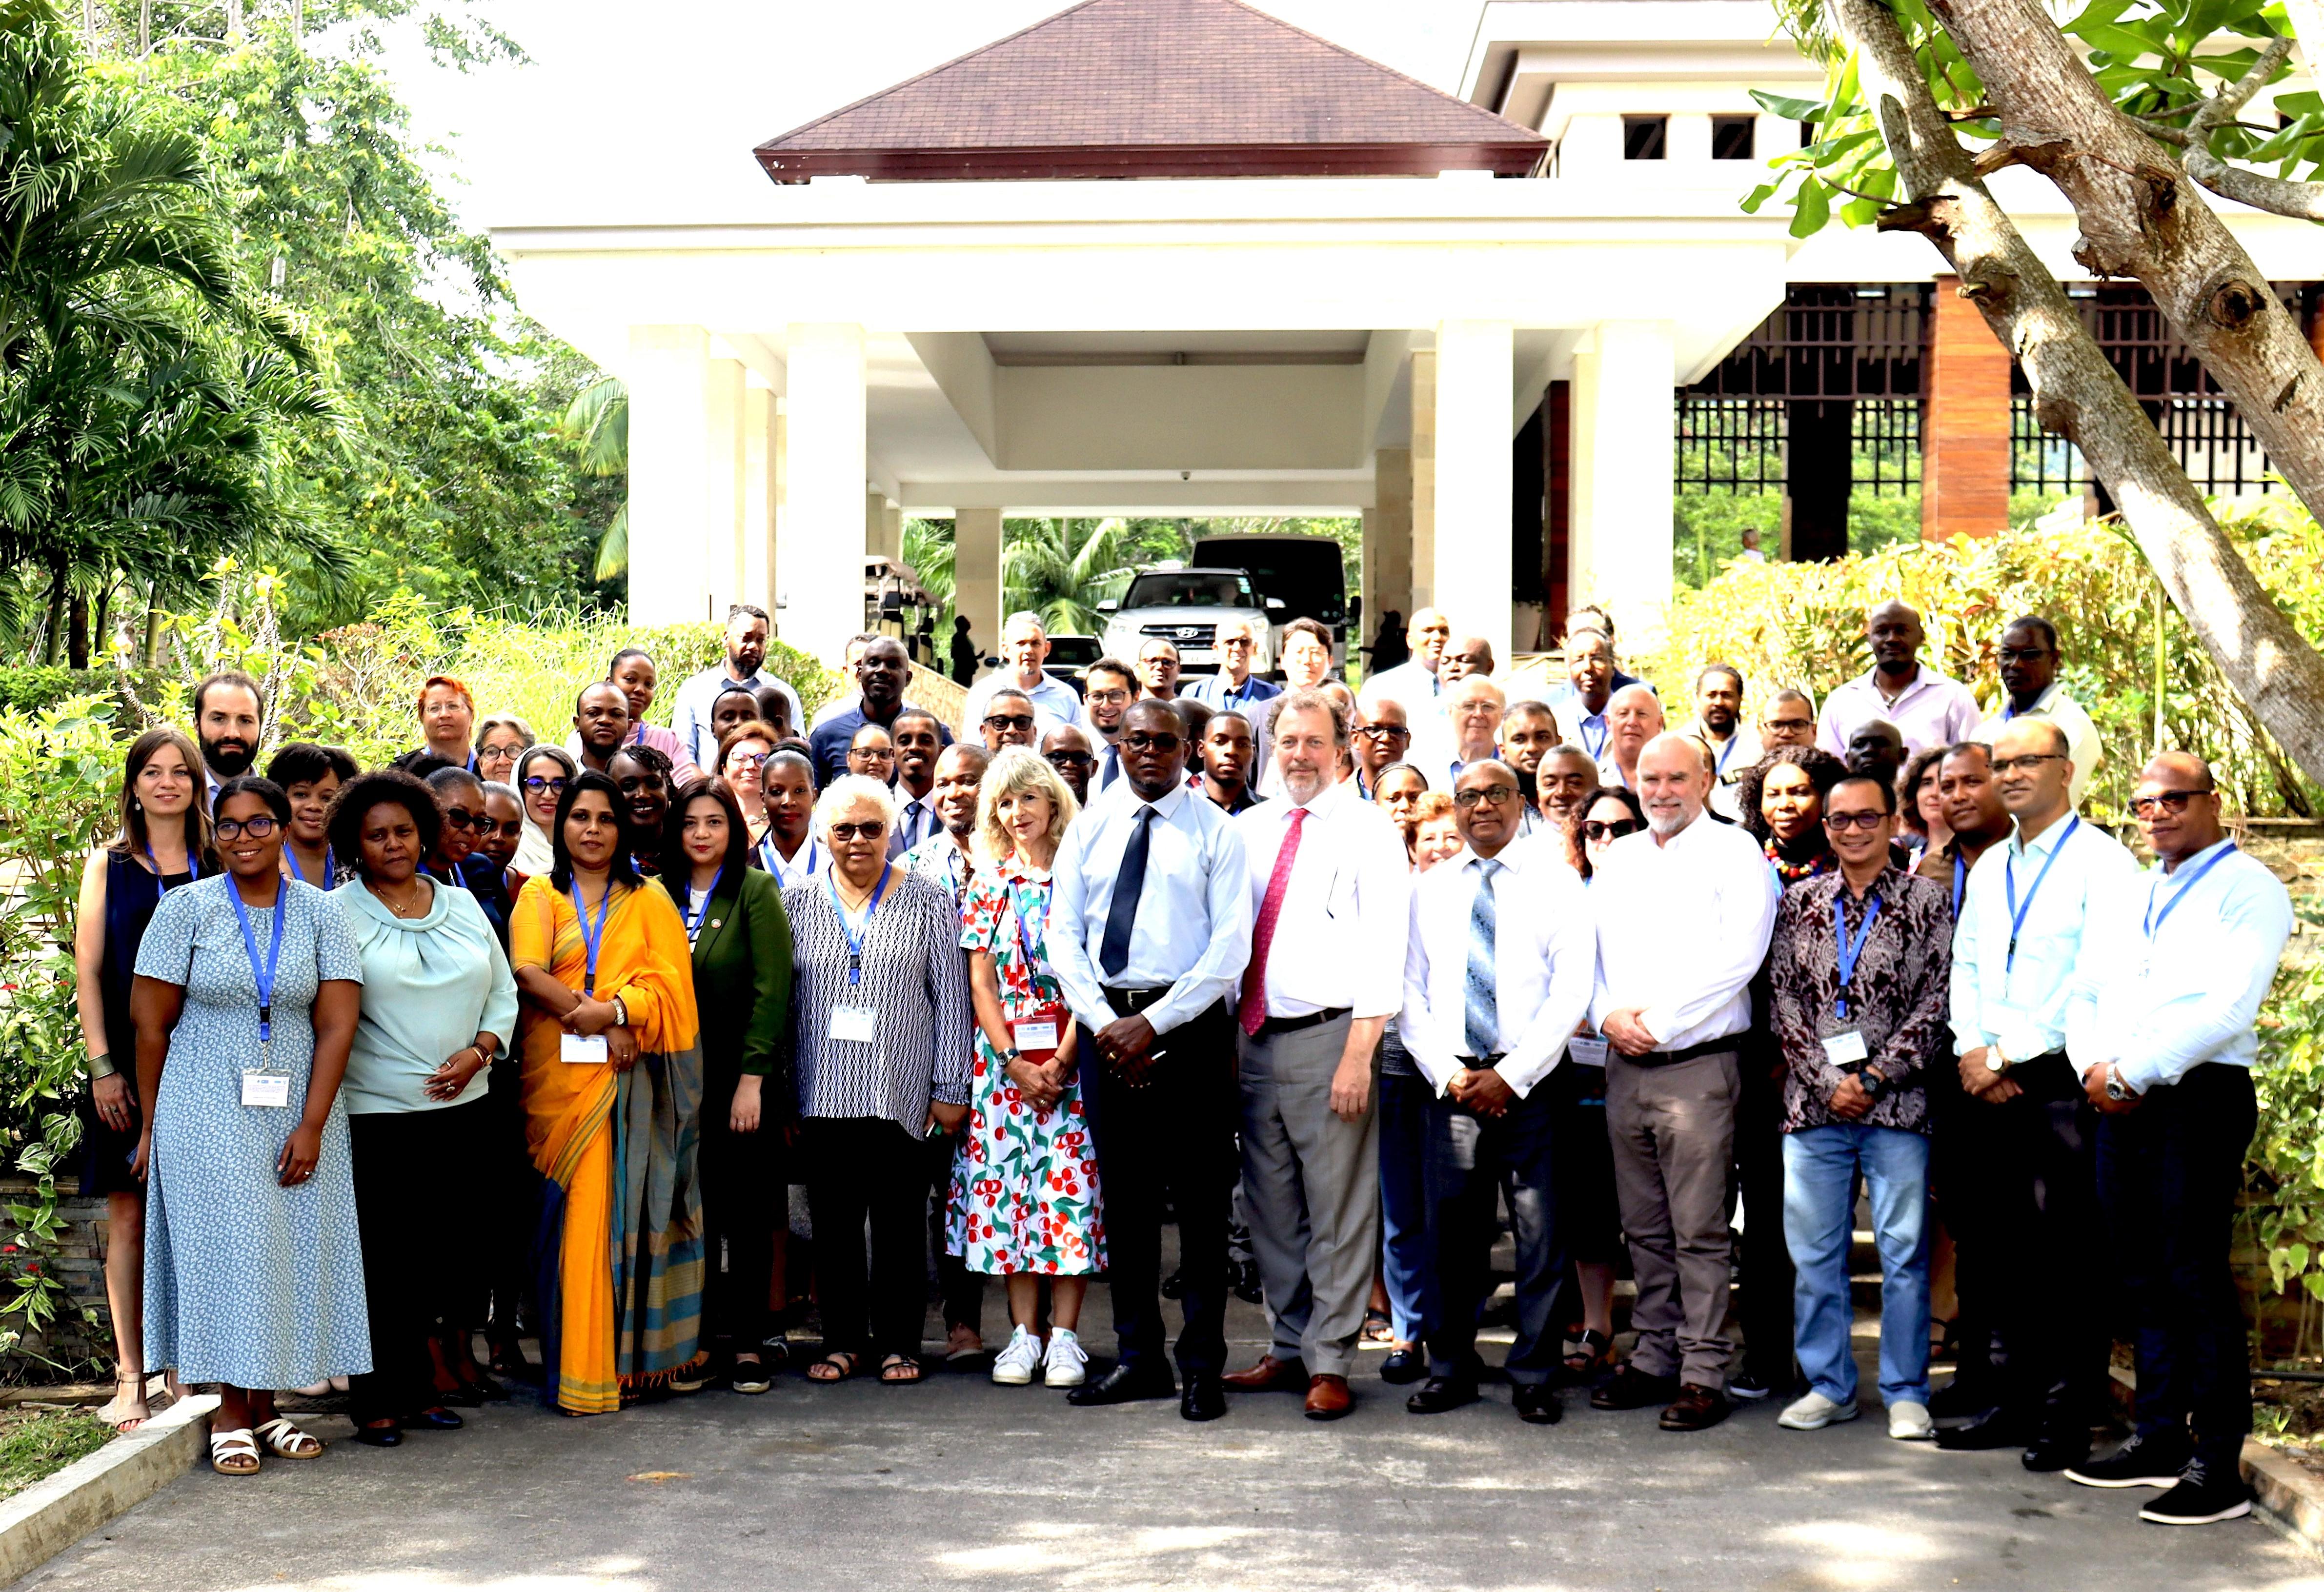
[1048, 780, 1251, 1036]
[959, 671, 1082, 740]
[672, 665, 803, 768]
[1948, 809, 2138, 1064]
[340, 881, 518, 1114]
[2067, 839, 2292, 1092]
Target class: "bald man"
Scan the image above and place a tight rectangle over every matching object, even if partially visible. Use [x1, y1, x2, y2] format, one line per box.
[1437, 636, 1496, 688]
[1818, 601, 1980, 758]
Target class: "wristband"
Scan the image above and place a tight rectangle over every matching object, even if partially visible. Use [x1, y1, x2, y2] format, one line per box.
[87, 1052, 117, 1081]
[612, 995, 630, 1028]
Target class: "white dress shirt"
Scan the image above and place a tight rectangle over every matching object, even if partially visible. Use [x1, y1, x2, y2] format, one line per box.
[1698, 723, 1763, 821]
[1233, 778, 1410, 1022]
[2066, 839, 2292, 1093]
[1403, 841, 1593, 1097]
[1948, 809, 2138, 1063]
[888, 789, 942, 859]
[1367, 660, 1439, 705]
[959, 671, 1081, 740]
[1976, 685, 2103, 809]
[759, 833, 827, 889]
[1048, 780, 1252, 1036]
[1590, 811, 1780, 1050]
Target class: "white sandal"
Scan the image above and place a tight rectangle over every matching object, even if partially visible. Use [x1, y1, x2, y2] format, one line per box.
[253, 1416, 324, 1459]
[209, 1428, 261, 1476]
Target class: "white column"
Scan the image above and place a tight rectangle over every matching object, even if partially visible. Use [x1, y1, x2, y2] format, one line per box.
[780, 323, 868, 668]
[1408, 350, 1436, 610]
[624, 326, 721, 624]
[1570, 320, 1677, 649]
[866, 490, 896, 563]
[1366, 447, 1413, 655]
[741, 383, 778, 615]
[1432, 320, 1516, 666]
[953, 506, 1004, 669]
[703, 356, 745, 617]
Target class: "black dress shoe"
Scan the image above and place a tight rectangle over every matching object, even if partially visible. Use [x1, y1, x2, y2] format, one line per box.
[463, 1376, 511, 1403]
[1067, 1361, 1176, 1408]
[1406, 1375, 1478, 1414]
[1231, 1260, 1264, 1306]
[1927, 1376, 1997, 1423]
[2021, 1428, 2091, 1472]
[1379, 1348, 1427, 1386]
[1181, 1374, 1226, 1422]
[403, 1407, 465, 1430]
[354, 1422, 403, 1447]
[1933, 1410, 2033, 1451]
[1591, 1364, 1679, 1411]
[1513, 1384, 1563, 1425]
[1160, 1269, 1186, 1300]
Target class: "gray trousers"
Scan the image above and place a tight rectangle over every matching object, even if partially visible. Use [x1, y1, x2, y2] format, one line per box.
[1237, 1013, 1380, 1378]
[1607, 1048, 1741, 1388]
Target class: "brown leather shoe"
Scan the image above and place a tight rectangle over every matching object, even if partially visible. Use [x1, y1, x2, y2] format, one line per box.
[1304, 1373, 1353, 1421]
[1222, 1354, 1308, 1393]
[1659, 1383, 1733, 1432]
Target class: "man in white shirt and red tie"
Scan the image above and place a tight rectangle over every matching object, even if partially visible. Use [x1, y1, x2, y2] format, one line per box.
[1590, 733, 1781, 1432]
[1220, 691, 1411, 1420]
[1399, 759, 1594, 1424]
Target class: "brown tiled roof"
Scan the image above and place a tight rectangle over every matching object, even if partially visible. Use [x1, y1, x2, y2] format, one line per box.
[754, 0, 1547, 182]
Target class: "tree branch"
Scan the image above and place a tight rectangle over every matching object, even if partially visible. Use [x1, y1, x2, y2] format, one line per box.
[2179, 35, 2322, 219]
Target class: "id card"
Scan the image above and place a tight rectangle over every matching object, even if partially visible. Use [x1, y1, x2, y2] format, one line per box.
[560, 1033, 608, 1066]
[830, 1005, 878, 1044]
[241, 1069, 291, 1108]
[1012, 1004, 1067, 1060]
[1567, 1034, 1610, 1068]
[1820, 1029, 1870, 1067]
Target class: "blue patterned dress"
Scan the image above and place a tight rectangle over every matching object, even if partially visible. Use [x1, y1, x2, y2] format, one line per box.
[135, 875, 372, 1386]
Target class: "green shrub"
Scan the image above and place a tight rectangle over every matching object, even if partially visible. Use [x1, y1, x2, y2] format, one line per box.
[0, 669, 172, 718]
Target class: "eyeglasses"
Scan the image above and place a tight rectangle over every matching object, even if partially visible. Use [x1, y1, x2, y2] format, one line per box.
[726, 753, 769, 771]
[442, 806, 481, 830]
[1123, 732, 1182, 753]
[983, 714, 1036, 732]
[1086, 688, 1131, 705]
[1356, 724, 1411, 741]
[214, 815, 278, 840]
[829, 820, 887, 841]
[522, 775, 568, 794]
[1998, 646, 2056, 665]
[1454, 785, 1518, 809]
[1990, 753, 2063, 776]
[1763, 718, 1814, 734]
[1823, 810, 1890, 832]
[2130, 788, 2212, 818]
[1045, 750, 1093, 768]
[1581, 819, 1641, 842]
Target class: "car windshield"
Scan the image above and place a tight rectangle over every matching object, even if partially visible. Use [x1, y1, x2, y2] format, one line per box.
[1122, 572, 1256, 609]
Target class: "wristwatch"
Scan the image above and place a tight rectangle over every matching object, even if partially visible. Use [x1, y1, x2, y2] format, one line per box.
[1856, 1069, 1886, 1102]
[2104, 1069, 2138, 1103]
[1985, 1045, 2011, 1074]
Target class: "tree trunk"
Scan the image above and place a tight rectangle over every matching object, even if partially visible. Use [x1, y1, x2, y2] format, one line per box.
[142, 590, 165, 669]
[1827, 0, 2324, 786]
[37, 566, 65, 667]
[1926, 0, 2324, 527]
[66, 592, 88, 670]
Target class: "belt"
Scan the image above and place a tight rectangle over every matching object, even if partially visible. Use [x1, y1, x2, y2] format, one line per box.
[1251, 1006, 1351, 1041]
[1102, 986, 1172, 1017]
[1625, 1036, 1742, 1068]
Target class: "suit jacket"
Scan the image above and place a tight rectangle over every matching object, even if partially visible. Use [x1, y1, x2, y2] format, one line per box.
[687, 865, 795, 1096]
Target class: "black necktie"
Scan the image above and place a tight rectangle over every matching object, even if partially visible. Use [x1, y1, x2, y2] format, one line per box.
[1099, 744, 1121, 790]
[1098, 805, 1155, 980]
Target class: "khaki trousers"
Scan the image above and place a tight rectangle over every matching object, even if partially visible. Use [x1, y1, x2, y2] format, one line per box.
[1607, 1047, 1741, 1388]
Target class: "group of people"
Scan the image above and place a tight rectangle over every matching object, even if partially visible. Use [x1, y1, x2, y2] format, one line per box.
[68, 596, 2291, 1531]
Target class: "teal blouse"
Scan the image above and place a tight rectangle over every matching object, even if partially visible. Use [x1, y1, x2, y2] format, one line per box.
[340, 878, 519, 1114]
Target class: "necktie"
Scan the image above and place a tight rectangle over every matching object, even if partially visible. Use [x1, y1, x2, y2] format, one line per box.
[1098, 805, 1155, 980]
[1464, 858, 1502, 1059]
[1099, 744, 1121, 791]
[1239, 806, 1308, 1036]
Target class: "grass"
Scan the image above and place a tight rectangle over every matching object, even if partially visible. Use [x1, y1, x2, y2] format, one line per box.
[0, 1408, 111, 1502]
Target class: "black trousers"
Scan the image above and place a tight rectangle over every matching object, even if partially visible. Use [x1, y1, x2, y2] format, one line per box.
[699, 1063, 786, 1353]
[1082, 998, 1239, 1377]
[802, 1116, 929, 1360]
[1424, 1084, 1566, 1386]
[926, 1129, 985, 1335]
[1735, 1055, 1795, 1386]
[347, 1097, 488, 1423]
[479, 1055, 533, 1351]
[2099, 1063, 2256, 1471]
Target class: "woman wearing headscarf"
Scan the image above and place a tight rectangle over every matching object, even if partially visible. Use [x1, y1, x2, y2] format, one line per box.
[510, 744, 579, 889]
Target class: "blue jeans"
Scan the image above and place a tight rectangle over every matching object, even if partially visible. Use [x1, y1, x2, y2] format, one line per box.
[1781, 1123, 1931, 1408]
[1376, 1068, 1435, 1344]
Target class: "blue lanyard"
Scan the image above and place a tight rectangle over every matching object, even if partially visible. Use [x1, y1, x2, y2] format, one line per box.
[1833, 891, 1881, 1020]
[229, 880, 288, 1044]
[286, 845, 333, 887]
[2002, 816, 2079, 971]
[763, 833, 819, 878]
[2144, 843, 2237, 940]
[1951, 854, 1966, 918]
[827, 865, 892, 987]
[1714, 733, 1741, 775]
[1011, 875, 1051, 972]
[145, 841, 197, 889]
[686, 868, 723, 939]
[570, 882, 612, 995]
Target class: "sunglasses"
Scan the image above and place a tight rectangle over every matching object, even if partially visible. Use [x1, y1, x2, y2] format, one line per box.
[983, 714, 1036, 732]
[1356, 724, 1411, 741]
[2130, 788, 2210, 817]
[1823, 810, 1889, 831]
[214, 815, 279, 840]
[522, 775, 568, 794]
[1582, 819, 1642, 842]
[442, 806, 481, 830]
[1046, 750, 1093, 768]
[829, 820, 887, 841]
[1124, 732, 1182, 752]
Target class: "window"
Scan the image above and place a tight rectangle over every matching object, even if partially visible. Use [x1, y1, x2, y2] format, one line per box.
[1622, 115, 1668, 161]
[1712, 115, 1756, 161]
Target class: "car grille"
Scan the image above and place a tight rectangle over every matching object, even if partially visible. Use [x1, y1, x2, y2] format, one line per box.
[1140, 622, 1215, 647]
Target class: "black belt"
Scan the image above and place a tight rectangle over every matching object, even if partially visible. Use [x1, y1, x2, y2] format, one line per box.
[1251, 1006, 1351, 1041]
[1624, 1036, 1742, 1068]
[1103, 985, 1172, 1017]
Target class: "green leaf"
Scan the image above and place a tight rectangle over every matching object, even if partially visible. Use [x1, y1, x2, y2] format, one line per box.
[1751, 90, 1829, 121]
[1790, 178, 1832, 238]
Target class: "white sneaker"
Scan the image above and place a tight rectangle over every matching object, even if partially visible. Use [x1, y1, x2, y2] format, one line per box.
[1888, 1400, 1934, 1441]
[1778, 1390, 1860, 1430]
[991, 1326, 1044, 1386]
[1043, 1328, 1088, 1388]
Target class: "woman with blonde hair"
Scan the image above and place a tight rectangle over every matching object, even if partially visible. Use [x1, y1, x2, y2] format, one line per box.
[946, 747, 1104, 1389]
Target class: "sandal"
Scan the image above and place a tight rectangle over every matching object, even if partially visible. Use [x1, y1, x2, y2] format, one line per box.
[1361, 1309, 1396, 1345]
[877, 1354, 923, 1386]
[806, 1351, 860, 1384]
[253, 1416, 325, 1459]
[209, 1427, 261, 1476]
[1562, 1328, 1612, 1382]
[730, 1355, 774, 1395]
[106, 1372, 153, 1435]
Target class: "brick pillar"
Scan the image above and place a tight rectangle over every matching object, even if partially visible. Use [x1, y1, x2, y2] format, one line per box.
[1921, 275, 2013, 541]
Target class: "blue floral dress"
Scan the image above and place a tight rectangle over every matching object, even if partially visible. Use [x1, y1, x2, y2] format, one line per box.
[135, 875, 372, 1387]
[946, 857, 1104, 1275]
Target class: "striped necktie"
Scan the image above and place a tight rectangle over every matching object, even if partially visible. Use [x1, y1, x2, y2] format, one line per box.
[1464, 858, 1502, 1058]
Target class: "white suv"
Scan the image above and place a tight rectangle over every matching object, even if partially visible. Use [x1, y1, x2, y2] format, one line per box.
[1098, 568, 1282, 677]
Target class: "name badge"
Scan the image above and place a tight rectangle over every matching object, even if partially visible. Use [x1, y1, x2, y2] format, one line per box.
[1821, 1029, 1870, 1067]
[830, 1005, 878, 1044]
[560, 1033, 608, 1066]
[241, 1069, 291, 1108]
[1012, 1019, 1061, 1053]
[1567, 1035, 1610, 1068]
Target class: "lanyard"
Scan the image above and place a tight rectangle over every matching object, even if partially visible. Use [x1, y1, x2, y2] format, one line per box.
[827, 865, 892, 987]
[1011, 875, 1051, 972]
[2143, 843, 2237, 941]
[763, 833, 819, 879]
[2002, 816, 2079, 971]
[425, 862, 468, 892]
[686, 868, 723, 939]
[570, 882, 613, 995]
[229, 880, 288, 1045]
[1833, 891, 1881, 1020]
[145, 841, 198, 889]
[1713, 732, 1741, 775]
[286, 845, 333, 887]
[1951, 854, 1966, 918]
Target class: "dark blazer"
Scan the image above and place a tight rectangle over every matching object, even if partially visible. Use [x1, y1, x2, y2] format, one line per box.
[688, 866, 794, 1092]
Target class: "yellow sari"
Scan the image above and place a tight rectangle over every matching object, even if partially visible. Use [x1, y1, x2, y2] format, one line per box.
[513, 875, 704, 1413]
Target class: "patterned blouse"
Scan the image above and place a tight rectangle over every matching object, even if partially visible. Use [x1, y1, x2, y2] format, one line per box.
[1765, 865, 1953, 1134]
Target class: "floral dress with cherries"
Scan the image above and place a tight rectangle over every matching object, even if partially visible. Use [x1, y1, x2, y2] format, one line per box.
[946, 856, 1104, 1275]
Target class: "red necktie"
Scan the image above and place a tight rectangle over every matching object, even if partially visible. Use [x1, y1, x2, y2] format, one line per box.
[1240, 806, 1307, 1037]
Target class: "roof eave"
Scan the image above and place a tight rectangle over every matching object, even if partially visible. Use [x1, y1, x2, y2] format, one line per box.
[752, 141, 1548, 183]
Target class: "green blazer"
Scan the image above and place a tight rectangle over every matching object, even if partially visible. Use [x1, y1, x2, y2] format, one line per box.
[687, 866, 793, 1085]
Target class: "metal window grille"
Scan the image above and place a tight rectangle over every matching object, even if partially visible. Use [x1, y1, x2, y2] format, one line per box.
[1676, 397, 1785, 493]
